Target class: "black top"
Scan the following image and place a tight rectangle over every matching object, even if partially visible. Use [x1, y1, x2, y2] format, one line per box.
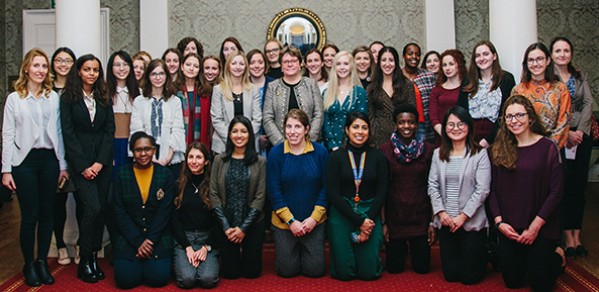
[266, 67, 283, 79]
[172, 173, 216, 248]
[283, 79, 300, 110]
[360, 76, 371, 90]
[224, 158, 250, 226]
[326, 144, 388, 225]
[233, 92, 244, 117]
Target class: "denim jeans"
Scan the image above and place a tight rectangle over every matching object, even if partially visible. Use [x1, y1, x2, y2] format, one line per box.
[173, 230, 219, 288]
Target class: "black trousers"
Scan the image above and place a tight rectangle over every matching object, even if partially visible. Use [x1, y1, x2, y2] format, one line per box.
[438, 227, 487, 284]
[498, 234, 562, 291]
[71, 166, 111, 258]
[12, 149, 59, 263]
[563, 134, 593, 230]
[386, 235, 430, 274]
[53, 192, 81, 248]
[217, 222, 265, 279]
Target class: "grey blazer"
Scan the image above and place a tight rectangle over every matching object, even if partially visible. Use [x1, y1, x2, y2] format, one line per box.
[567, 71, 593, 135]
[262, 77, 324, 145]
[428, 148, 491, 231]
[209, 155, 266, 223]
[210, 84, 262, 153]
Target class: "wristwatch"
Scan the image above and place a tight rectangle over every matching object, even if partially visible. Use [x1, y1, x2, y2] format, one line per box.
[203, 244, 212, 252]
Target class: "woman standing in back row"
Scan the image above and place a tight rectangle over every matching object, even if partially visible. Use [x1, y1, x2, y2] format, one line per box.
[550, 36, 594, 259]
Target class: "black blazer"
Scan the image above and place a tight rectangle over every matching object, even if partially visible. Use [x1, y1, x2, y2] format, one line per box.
[457, 70, 515, 144]
[60, 93, 115, 174]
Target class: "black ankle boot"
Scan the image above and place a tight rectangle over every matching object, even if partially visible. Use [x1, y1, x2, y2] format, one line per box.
[23, 262, 41, 287]
[91, 253, 105, 280]
[34, 259, 55, 284]
[78, 257, 98, 283]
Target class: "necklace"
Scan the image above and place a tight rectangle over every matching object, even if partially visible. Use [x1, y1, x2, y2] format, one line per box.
[191, 182, 199, 194]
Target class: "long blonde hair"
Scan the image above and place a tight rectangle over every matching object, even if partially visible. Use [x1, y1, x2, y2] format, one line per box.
[324, 51, 362, 110]
[14, 48, 53, 98]
[220, 51, 254, 101]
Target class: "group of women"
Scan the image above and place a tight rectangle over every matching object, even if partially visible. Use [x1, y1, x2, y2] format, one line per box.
[1, 34, 594, 291]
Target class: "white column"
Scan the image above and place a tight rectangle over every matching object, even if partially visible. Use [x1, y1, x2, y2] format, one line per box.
[55, 0, 101, 57]
[140, 0, 169, 59]
[424, 0, 456, 53]
[490, 0, 537, 83]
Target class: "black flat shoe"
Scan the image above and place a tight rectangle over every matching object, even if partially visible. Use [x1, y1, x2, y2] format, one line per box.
[576, 245, 589, 258]
[77, 257, 98, 283]
[565, 247, 577, 260]
[34, 259, 55, 284]
[23, 262, 41, 287]
[91, 253, 105, 280]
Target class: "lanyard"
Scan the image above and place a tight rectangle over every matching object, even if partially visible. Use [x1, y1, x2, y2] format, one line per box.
[347, 150, 366, 210]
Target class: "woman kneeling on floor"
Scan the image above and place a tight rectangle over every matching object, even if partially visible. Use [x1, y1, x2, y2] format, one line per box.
[112, 132, 175, 289]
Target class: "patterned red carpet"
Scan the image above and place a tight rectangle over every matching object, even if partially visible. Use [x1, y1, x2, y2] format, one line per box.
[1, 244, 597, 291]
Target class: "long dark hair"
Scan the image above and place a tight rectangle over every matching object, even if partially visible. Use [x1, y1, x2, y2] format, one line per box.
[367, 46, 412, 106]
[175, 142, 211, 209]
[63, 54, 108, 105]
[178, 52, 202, 91]
[520, 42, 559, 84]
[50, 47, 76, 77]
[439, 106, 481, 162]
[142, 59, 176, 100]
[106, 50, 140, 104]
[219, 36, 244, 65]
[222, 116, 258, 165]
[464, 40, 505, 96]
[303, 48, 328, 81]
[177, 36, 204, 60]
[550, 36, 581, 79]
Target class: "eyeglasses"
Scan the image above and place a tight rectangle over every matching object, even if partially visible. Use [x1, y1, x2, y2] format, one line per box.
[446, 122, 467, 130]
[527, 57, 546, 65]
[265, 48, 280, 54]
[113, 62, 130, 68]
[150, 72, 166, 78]
[282, 59, 299, 65]
[55, 58, 74, 65]
[505, 112, 528, 121]
[133, 146, 155, 153]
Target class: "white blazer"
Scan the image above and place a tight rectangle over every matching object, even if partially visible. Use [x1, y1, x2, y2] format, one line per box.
[210, 84, 262, 153]
[2, 91, 67, 172]
[129, 94, 186, 165]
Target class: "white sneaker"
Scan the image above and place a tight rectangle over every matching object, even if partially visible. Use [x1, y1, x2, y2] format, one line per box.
[57, 247, 71, 265]
[74, 245, 81, 265]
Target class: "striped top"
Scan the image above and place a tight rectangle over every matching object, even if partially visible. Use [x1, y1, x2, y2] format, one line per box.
[445, 157, 462, 217]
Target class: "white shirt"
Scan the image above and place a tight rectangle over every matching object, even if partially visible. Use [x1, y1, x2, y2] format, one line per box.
[83, 90, 96, 122]
[25, 92, 53, 149]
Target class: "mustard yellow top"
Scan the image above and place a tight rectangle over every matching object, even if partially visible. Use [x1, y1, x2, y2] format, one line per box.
[133, 164, 154, 204]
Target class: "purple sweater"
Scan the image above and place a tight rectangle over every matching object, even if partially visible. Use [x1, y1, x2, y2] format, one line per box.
[380, 141, 433, 239]
[489, 137, 563, 240]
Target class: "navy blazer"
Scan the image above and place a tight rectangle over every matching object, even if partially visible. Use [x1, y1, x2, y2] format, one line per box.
[60, 93, 115, 174]
[113, 163, 174, 260]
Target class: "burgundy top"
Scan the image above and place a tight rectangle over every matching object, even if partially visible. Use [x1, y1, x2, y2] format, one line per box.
[489, 137, 563, 240]
[429, 85, 461, 127]
[380, 141, 434, 239]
